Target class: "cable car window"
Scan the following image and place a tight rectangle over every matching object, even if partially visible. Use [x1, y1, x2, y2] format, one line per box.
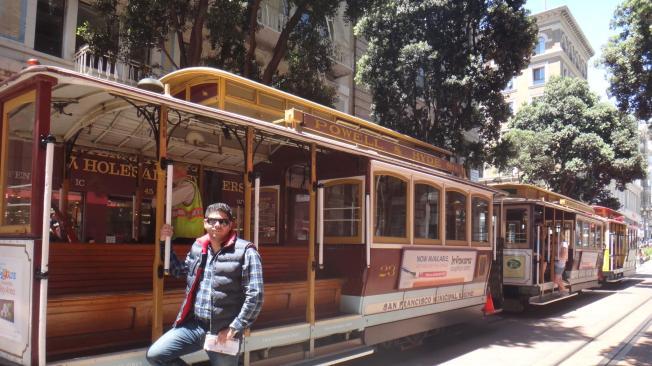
[595, 224, 603, 249]
[414, 184, 440, 241]
[324, 181, 362, 241]
[576, 220, 583, 247]
[1, 91, 35, 231]
[582, 221, 590, 248]
[472, 197, 489, 243]
[446, 190, 466, 242]
[374, 174, 407, 238]
[506, 208, 528, 247]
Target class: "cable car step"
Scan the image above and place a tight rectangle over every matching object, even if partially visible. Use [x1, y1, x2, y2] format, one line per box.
[529, 292, 578, 306]
[287, 346, 374, 366]
[606, 277, 625, 283]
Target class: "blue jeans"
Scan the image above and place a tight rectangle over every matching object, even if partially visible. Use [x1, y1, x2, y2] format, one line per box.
[146, 318, 238, 366]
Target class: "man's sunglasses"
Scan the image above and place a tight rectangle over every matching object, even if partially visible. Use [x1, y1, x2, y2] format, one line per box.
[205, 218, 231, 226]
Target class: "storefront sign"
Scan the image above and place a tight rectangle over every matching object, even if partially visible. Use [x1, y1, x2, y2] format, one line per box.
[63, 149, 158, 196]
[579, 251, 599, 270]
[0, 241, 33, 365]
[398, 249, 476, 289]
[298, 113, 464, 176]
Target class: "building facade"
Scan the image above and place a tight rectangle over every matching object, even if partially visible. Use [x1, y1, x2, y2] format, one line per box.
[502, 6, 593, 117]
[484, 6, 644, 229]
[0, 0, 372, 119]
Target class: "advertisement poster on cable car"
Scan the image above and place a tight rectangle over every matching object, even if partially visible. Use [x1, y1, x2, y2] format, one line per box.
[398, 249, 476, 289]
[504, 255, 527, 278]
[579, 251, 599, 269]
[0, 241, 32, 364]
[503, 249, 532, 284]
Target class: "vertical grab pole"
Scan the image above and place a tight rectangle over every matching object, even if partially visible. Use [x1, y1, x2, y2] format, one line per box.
[38, 136, 55, 366]
[152, 105, 168, 341]
[318, 185, 324, 269]
[493, 215, 497, 262]
[307, 143, 317, 355]
[611, 228, 614, 272]
[536, 225, 541, 284]
[366, 194, 371, 267]
[164, 163, 173, 274]
[244, 127, 254, 241]
[254, 175, 260, 248]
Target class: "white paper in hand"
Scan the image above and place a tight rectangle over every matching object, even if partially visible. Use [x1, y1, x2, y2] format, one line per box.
[203, 329, 240, 355]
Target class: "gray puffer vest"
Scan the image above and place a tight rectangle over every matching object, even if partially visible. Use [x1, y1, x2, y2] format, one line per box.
[174, 234, 253, 332]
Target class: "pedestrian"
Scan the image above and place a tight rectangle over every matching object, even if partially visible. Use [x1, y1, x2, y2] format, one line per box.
[146, 202, 264, 365]
[554, 239, 569, 295]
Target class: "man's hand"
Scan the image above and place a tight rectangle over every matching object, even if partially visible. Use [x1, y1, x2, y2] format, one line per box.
[226, 328, 238, 340]
[160, 224, 174, 241]
[216, 328, 237, 344]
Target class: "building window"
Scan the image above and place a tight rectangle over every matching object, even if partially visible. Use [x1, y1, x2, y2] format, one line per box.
[446, 190, 466, 241]
[106, 196, 133, 243]
[505, 77, 515, 91]
[532, 67, 545, 85]
[534, 36, 546, 55]
[414, 183, 440, 241]
[35, 0, 66, 57]
[508, 101, 515, 115]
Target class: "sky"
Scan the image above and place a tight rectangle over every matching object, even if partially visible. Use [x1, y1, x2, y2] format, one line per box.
[525, 0, 622, 103]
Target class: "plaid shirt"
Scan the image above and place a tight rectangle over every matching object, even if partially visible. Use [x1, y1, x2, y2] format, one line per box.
[167, 235, 264, 333]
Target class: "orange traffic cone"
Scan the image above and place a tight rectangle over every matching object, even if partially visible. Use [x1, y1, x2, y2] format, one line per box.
[483, 293, 495, 315]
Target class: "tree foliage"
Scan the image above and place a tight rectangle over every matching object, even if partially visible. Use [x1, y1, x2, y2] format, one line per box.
[600, 0, 651, 121]
[354, 0, 537, 167]
[503, 77, 646, 208]
[78, 0, 355, 105]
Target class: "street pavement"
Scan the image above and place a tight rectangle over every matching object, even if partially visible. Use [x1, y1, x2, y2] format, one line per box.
[343, 260, 652, 366]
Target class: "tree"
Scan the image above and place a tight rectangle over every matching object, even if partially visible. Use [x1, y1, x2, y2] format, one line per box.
[503, 77, 646, 208]
[354, 0, 537, 167]
[78, 0, 356, 105]
[600, 0, 651, 121]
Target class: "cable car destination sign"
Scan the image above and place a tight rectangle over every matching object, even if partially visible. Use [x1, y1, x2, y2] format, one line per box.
[284, 109, 464, 176]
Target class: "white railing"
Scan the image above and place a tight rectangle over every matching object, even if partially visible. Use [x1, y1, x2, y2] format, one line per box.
[257, 3, 288, 32]
[73, 45, 162, 85]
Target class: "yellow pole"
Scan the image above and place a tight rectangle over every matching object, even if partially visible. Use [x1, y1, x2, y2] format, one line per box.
[244, 127, 254, 241]
[307, 143, 316, 324]
[152, 105, 168, 340]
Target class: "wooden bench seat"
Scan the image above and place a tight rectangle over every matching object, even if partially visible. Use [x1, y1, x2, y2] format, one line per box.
[46, 243, 341, 360]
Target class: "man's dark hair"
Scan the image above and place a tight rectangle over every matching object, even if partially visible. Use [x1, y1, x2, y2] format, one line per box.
[205, 202, 234, 221]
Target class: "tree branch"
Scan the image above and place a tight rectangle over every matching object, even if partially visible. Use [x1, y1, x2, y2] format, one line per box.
[261, 1, 309, 84]
[244, 0, 262, 78]
[159, 40, 180, 70]
[188, 0, 209, 66]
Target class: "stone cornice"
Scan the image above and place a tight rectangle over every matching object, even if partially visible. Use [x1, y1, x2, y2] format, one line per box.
[534, 6, 594, 59]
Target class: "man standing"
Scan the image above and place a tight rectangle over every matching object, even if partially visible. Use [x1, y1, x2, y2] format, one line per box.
[147, 203, 264, 365]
